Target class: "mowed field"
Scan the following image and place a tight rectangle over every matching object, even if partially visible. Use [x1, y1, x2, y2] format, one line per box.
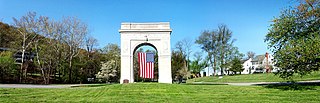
[1, 83, 320, 103]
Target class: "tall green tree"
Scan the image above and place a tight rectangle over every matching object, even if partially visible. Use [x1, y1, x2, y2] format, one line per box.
[189, 52, 208, 75]
[265, 0, 320, 79]
[171, 50, 187, 78]
[229, 57, 244, 75]
[0, 51, 18, 83]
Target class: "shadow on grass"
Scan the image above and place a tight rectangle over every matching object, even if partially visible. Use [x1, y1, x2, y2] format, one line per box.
[184, 83, 228, 85]
[71, 84, 113, 88]
[258, 82, 320, 91]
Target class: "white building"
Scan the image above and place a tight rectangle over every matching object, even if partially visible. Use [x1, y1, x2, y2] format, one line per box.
[242, 52, 278, 74]
[200, 52, 278, 76]
[201, 67, 214, 77]
[241, 58, 253, 74]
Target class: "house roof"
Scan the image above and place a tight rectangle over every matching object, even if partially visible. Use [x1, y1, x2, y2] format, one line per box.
[241, 58, 249, 63]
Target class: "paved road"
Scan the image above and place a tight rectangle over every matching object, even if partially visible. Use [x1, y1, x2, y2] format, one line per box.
[0, 84, 84, 88]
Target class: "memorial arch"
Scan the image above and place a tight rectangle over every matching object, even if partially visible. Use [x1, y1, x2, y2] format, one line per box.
[119, 22, 172, 84]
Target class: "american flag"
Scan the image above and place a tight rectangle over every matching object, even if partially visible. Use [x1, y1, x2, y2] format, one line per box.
[138, 52, 154, 79]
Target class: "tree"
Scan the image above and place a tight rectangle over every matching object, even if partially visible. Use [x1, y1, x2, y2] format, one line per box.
[0, 51, 18, 83]
[189, 52, 208, 76]
[178, 62, 191, 79]
[196, 24, 236, 76]
[13, 12, 42, 82]
[100, 43, 121, 82]
[85, 36, 98, 58]
[175, 38, 193, 70]
[223, 45, 244, 75]
[101, 43, 121, 62]
[217, 24, 235, 76]
[229, 57, 244, 75]
[96, 60, 118, 83]
[33, 16, 60, 84]
[0, 22, 19, 48]
[171, 50, 187, 79]
[247, 51, 255, 59]
[196, 30, 219, 76]
[61, 17, 88, 83]
[265, 0, 320, 79]
[1, 11, 100, 84]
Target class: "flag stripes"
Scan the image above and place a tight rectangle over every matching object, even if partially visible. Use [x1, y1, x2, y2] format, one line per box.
[138, 52, 154, 79]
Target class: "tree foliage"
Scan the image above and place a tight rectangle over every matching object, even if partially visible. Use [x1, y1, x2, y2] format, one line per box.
[265, 0, 320, 79]
[99, 43, 121, 82]
[171, 50, 187, 78]
[229, 57, 244, 75]
[171, 39, 194, 79]
[189, 52, 208, 74]
[13, 12, 43, 82]
[0, 22, 19, 48]
[0, 51, 18, 83]
[0, 12, 103, 84]
[96, 60, 118, 83]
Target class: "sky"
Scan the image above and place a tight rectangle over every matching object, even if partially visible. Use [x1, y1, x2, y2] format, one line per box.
[0, 0, 296, 59]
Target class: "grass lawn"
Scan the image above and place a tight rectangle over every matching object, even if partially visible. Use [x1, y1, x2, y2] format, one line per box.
[1, 83, 320, 102]
[187, 71, 320, 83]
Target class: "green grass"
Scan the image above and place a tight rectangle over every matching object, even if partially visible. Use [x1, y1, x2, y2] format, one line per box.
[1, 83, 320, 102]
[188, 71, 320, 83]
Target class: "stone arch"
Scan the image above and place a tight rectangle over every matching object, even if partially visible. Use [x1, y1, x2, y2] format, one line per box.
[132, 43, 158, 54]
[119, 22, 172, 84]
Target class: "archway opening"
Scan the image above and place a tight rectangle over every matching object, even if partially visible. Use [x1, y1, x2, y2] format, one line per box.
[133, 43, 158, 82]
